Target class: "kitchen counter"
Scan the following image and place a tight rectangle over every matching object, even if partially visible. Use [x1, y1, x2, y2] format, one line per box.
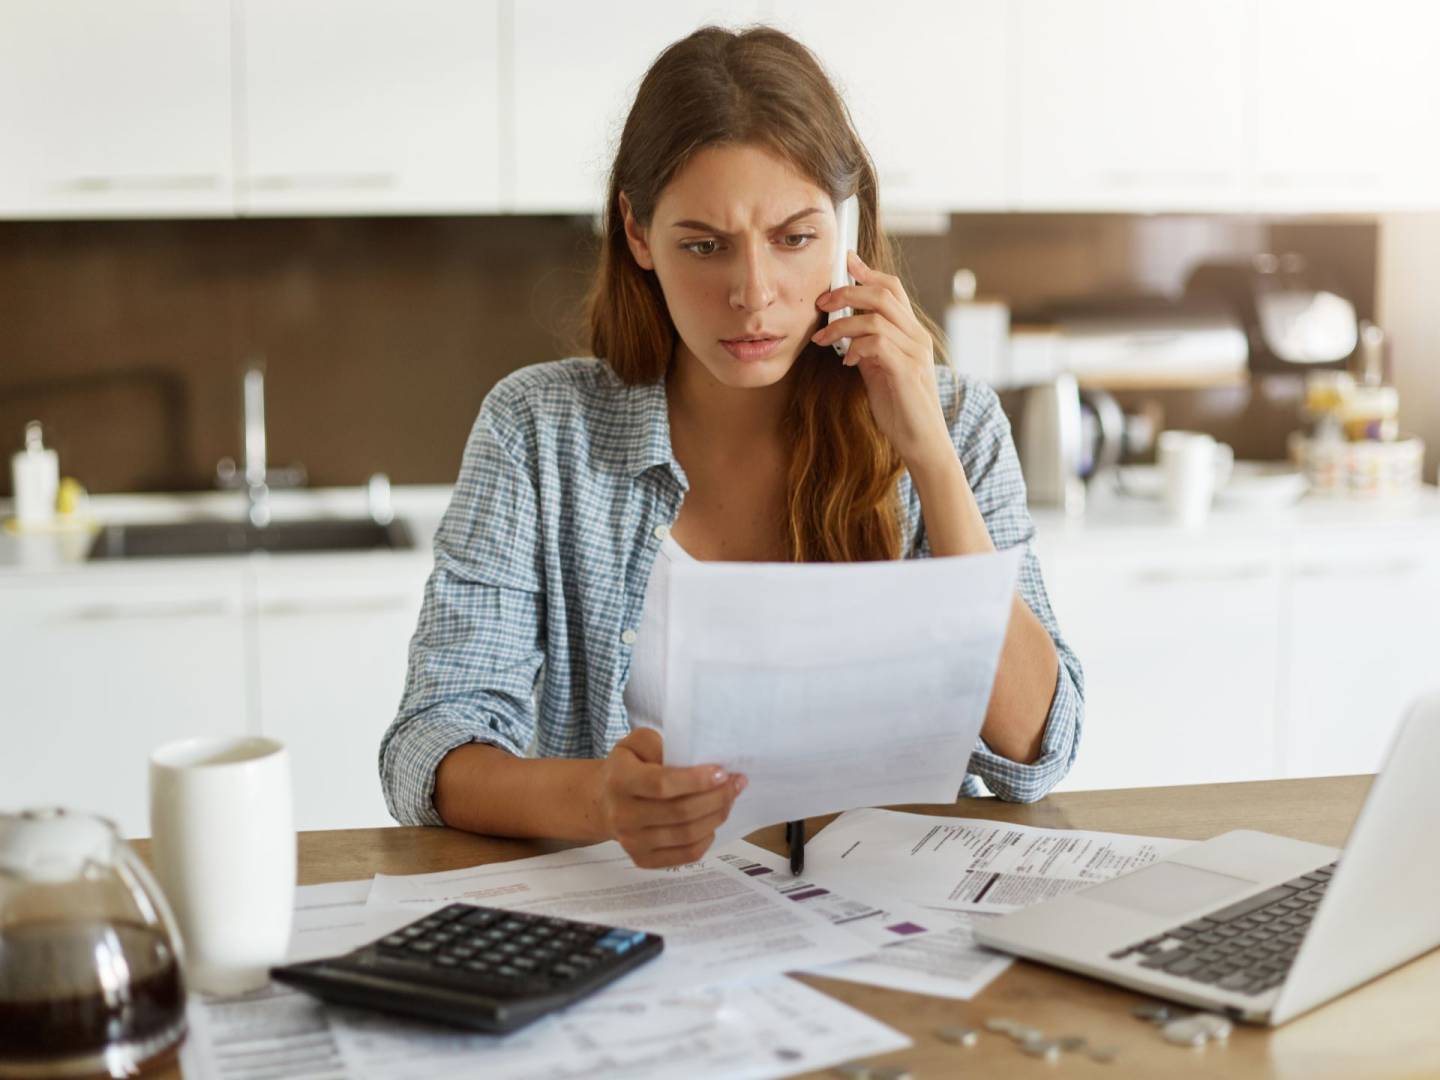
[0, 485, 453, 577]
[1031, 479, 1440, 555]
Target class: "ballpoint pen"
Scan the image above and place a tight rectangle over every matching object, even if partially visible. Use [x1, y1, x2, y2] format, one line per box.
[786, 819, 804, 876]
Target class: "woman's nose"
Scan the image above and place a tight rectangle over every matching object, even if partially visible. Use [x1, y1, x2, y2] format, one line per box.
[729, 242, 776, 311]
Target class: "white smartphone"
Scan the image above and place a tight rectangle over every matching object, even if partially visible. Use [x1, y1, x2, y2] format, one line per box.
[827, 194, 860, 357]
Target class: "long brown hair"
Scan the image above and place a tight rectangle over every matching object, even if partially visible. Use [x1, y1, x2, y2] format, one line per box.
[586, 25, 946, 562]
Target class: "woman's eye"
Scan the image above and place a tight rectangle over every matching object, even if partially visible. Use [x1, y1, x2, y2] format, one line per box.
[781, 233, 815, 249]
[682, 239, 720, 257]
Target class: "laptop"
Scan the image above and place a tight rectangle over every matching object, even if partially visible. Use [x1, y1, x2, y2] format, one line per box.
[974, 694, 1440, 1025]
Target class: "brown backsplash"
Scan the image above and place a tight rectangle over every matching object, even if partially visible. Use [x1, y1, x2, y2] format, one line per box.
[0, 214, 1376, 495]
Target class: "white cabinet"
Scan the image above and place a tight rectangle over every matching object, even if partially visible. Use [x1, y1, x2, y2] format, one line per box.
[253, 558, 430, 829]
[769, 1, 1010, 212]
[1282, 531, 1440, 778]
[1254, 0, 1440, 211]
[1013, 0, 1253, 211]
[0, 0, 233, 218]
[236, 0, 504, 215]
[1045, 543, 1284, 791]
[0, 572, 249, 838]
[509, 1, 766, 213]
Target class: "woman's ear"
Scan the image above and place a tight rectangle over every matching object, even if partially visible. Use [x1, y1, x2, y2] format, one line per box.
[619, 192, 655, 271]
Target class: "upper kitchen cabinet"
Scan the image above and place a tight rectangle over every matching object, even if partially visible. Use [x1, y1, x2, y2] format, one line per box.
[0, 0, 233, 219]
[509, 2, 767, 214]
[1254, 1, 1440, 212]
[768, 2, 1010, 213]
[1013, 0, 1253, 212]
[236, 0, 503, 215]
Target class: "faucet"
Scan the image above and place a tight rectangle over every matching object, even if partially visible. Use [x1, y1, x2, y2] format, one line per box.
[242, 365, 270, 527]
[215, 359, 306, 526]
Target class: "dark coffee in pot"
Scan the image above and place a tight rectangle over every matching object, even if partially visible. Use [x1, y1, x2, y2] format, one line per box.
[0, 919, 185, 1068]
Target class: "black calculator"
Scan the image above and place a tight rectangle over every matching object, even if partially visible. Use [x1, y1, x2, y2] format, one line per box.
[270, 902, 664, 1034]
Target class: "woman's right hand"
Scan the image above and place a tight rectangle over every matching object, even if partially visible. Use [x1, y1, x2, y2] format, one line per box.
[598, 727, 747, 868]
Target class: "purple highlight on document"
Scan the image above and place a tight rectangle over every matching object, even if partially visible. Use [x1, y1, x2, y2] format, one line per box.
[886, 922, 927, 936]
[787, 888, 829, 901]
[743, 865, 773, 876]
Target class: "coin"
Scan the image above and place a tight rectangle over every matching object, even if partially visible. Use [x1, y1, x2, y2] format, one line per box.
[1161, 1017, 1210, 1047]
[984, 1017, 1020, 1035]
[1089, 1044, 1121, 1064]
[1020, 1037, 1061, 1062]
[1058, 1034, 1088, 1052]
[1189, 1013, 1233, 1042]
[1013, 1025, 1044, 1042]
[936, 1025, 979, 1047]
[1132, 1002, 1176, 1024]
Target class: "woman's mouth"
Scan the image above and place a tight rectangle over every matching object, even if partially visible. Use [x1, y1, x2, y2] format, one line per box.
[720, 335, 785, 361]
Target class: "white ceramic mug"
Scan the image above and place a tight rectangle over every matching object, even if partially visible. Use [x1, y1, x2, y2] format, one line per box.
[1158, 431, 1231, 526]
[149, 736, 295, 995]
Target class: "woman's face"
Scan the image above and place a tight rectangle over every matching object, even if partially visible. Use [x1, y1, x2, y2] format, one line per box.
[622, 143, 836, 391]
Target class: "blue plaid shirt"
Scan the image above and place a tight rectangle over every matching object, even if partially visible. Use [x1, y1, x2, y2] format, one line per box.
[380, 358, 1084, 827]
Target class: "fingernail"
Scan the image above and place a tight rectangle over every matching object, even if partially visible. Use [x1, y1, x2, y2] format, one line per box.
[811, 330, 825, 343]
[711, 767, 728, 784]
[734, 775, 748, 794]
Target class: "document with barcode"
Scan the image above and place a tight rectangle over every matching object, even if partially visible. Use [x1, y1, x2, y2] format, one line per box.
[663, 547, 1023, 843]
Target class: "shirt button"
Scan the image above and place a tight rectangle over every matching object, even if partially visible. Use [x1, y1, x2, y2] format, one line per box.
[654, 524, 670, 541]
[620, 629, 638, 646]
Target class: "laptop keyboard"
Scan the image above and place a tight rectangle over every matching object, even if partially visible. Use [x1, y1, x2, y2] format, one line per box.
[1108, 861, 1338, 996]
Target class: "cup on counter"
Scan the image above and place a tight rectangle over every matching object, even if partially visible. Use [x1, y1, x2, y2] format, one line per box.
[1158, 431, 1233, 526]
[149, 736, 295, 995]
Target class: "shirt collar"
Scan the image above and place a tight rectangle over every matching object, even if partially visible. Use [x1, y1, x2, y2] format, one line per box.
[623, 376, 686, 488]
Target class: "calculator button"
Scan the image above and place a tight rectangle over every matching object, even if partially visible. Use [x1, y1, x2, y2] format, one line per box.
[459, 910, 498, 928]
[436, 955, 460, 968]
[464, 959, 491, 972]
[496, 965, 520, 978]
[450, 946, 476, 959]
[552, 963, 578, 980]
[401, 926, 424, 938]
[380, 934, 408, 948]
[512, 957, 537, 971]
[408, 941, 438, 955]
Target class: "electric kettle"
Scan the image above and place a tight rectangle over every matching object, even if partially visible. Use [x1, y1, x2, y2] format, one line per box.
[0, 808, 188, 1079]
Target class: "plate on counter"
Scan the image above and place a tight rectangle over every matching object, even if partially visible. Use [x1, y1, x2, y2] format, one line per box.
[1115, 462, 1308, 507]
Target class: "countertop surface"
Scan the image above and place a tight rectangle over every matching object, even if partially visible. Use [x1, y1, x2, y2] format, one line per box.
[0, 485, 453, 578]
[4, 477, 1438, 579]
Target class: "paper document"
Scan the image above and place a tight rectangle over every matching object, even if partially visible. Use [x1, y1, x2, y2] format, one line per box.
[803, 807, 1194, 914]
[180, 976, 909, 1080]
[364, 840, 875, 997]
[716, 840, 1015, 1000]
[288, 878, 373, 963]
[715, 839, 938, 949]
[664, 548, 1023, 842]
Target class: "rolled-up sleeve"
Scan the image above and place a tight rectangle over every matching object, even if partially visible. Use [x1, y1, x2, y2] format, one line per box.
[379, 383, 547, 826]
[931, 373, 1086, 803]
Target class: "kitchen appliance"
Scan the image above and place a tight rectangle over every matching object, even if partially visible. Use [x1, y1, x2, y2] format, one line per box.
[1185, 253, 1360, 373]
[1017, 373, 1085, 512]
[0, 808, 188, 1078]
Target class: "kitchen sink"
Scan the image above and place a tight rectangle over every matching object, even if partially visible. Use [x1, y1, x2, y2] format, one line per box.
[87, 517, 415, 560]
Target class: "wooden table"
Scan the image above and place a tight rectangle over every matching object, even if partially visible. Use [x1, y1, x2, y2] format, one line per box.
[134, 776, 1440, 1079]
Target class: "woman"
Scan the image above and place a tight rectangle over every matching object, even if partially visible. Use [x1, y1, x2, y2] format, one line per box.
[380, 26, 1083, 868]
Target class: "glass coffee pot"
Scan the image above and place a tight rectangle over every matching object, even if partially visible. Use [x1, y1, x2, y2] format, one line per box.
[0, 808, 188, 1079]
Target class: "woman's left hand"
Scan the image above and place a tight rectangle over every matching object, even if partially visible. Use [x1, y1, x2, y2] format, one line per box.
[811, 250, 955, 474]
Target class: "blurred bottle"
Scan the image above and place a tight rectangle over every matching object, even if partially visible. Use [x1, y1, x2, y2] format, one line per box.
[10, 421, 59, 529]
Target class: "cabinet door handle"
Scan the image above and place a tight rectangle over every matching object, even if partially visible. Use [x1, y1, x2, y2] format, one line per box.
[259, 597, 411, 617]
[69, 600, 234, 621]
[1297, 559, 1423, 579]
[244, 172, 397, 192]
[52, 174, 223, 194]
[1134, 563, 1272, 585]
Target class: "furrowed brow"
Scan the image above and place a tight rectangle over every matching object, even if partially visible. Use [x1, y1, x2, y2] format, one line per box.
[669, 207, 825, 235]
